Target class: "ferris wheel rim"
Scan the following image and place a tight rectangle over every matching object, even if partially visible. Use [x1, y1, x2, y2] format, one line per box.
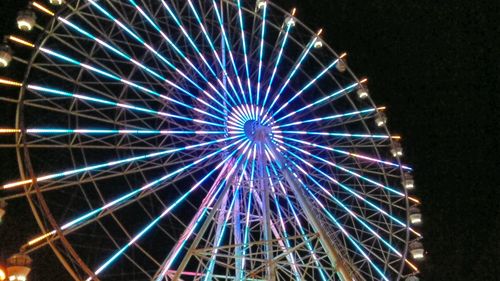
[3, 0, 420, 280]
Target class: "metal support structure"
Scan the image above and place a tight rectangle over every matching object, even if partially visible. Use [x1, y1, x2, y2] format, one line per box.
[266, 142, 353, 281]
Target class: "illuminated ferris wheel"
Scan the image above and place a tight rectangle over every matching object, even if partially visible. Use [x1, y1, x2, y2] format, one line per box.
[0, 0, 424, 280]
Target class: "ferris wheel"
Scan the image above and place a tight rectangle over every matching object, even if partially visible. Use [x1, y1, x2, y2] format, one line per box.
[0, 0, 424, 280]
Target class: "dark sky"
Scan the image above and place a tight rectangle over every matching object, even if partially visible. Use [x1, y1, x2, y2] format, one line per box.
[0, 0, 498, 280]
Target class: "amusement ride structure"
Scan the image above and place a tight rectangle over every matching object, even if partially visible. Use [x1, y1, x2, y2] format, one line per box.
[0, 0, 424, 280]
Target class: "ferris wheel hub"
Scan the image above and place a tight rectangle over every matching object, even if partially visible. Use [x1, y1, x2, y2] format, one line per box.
[243, 120, 271, 142]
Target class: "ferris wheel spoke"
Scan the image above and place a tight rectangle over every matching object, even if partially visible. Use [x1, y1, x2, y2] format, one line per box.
[22, 130, 196, 153]
[275, 139, 407, 200]
[84, 140, 248, 281]
[22, 152, 217, 256]
[236, 0, 253, 102]
[270, 56, 346, 121]
[37, 47, 226, 125]
[273, 81, 362, 124]
[177, 0, 242, 107]
[159, 141, 252, 281]
[2, 135, 239, 189]
[5, 95, 156, 132]
[271, 107, 379, 129]
[261, 13, 294, 113]
[78, 1, 229, 115]
[284, 166, 391, 281]
[288, 158, 404, 258]
[203, 143, 253, 281]
[2, 154, 189, 201]
[7, 52, 168, 119]
[210, 0, 247, 103]
[255, 2, 268, 107]
[264, 165, 302, 280]
[154, 176, 229, 281]
[263, 34, 318, 121]
[279, 148, 411, 233]
[0, 128, 226, 136]
[273, 130, 395, 140]
[279, 135, 412, 174]
[265, 159, 332, 281]
[27, 83, 223, 129]
[124, 0, 233, 110]
[26, 31, 173, 109]
[154, 143, 251, 280]
[26, 138, 246, 256]
[266, 146, 352, 280]
[239, 144, 257, 278]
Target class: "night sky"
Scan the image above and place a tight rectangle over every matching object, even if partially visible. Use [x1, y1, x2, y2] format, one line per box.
[0, 0, 498, 280]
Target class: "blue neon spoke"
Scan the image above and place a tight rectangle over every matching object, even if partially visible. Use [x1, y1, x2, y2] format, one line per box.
[70, 2, 229, 115]
[38, 47, 226, 126]
[273, 130, 392, 139]
[236, 0, 253, 103]
[157, 143, 254, 280]
[261, 23, 293, 115]
[155, 178, 228, 281]
[160, 0, 241, 108]
[270, 58, 342, 119]
[265, 159, 330, 281]
[273, 151, 390, 280]
[284, 163, 390, 281]
[127, 0, 231, 110]
[240, 144, 257, 278]
[280, 135, 411, 171]
[27, 84, 224, 128]
[273, 82, 360, 124]
[294, 165, 402, 257]
[203, 143, 253, 281]
[3, 124, 240, 188]
[278, 137, 409, 196]
[87, 138, 246, 280]
[210, 0, 247, 103]
[263, 38, 317, 121]
[276, 140, 404, 256]
[264, 165, 302, 281]
[256, 3, 268, 107]
[272, 108, 377, 129]
[65, 137, 246, 245]
[279, 147, 408, 228]
[22, 128, 226, 135]
[295, 167, 389, 281]
[184, 0, 242, 106]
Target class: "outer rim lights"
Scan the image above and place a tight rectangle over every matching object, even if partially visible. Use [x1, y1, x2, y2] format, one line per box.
[16, 10, 37, 32]
[0, 44, 13, 68]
